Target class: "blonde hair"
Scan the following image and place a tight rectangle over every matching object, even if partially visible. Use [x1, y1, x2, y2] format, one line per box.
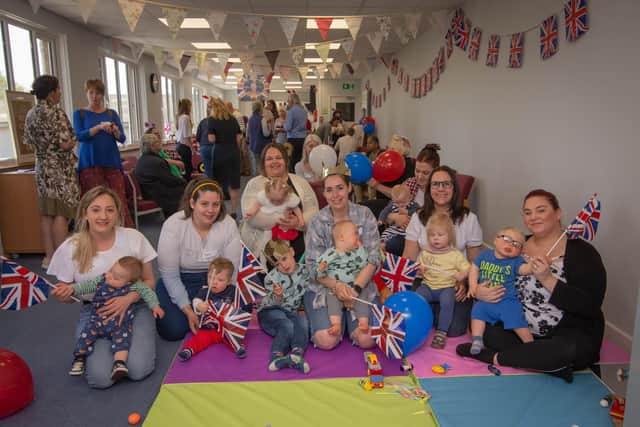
[391, 184, 411, 201]
[264, 177, 291, 203]
[140, 133, 160, 154]
[210, 97, 232, 120]
[497, 226, 525, 243]
[117, 256, 143, 282]
[72, 187, 123, 273]
[208, 257, 234, 278]
[302, 134, 321, 163]
[388, 134, 411, 156]
[332, 220, 357, 243]
[264, 239, 292, 265]
[425, 213, 456, 248]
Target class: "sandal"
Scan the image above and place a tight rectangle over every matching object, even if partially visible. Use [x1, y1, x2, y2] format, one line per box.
[430, 331, 447, 349]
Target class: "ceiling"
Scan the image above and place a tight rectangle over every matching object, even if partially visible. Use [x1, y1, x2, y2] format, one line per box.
[39, 0, 460, 88]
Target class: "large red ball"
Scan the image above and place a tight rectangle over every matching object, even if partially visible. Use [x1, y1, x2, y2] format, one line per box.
[0, 349, 34, 418]
[372, 151, 406, 183]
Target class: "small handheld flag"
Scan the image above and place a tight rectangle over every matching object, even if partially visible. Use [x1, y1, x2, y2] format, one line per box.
[202, 300, 251, 352]
[566, 193, 600, 241]
[1, 257, 49, 310]
[373, 253, 420, 294]
[370, 304, 407, 359]
[234, 243, 266, 306]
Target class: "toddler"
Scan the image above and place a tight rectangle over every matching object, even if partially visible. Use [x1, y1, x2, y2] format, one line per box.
[258, 239, 311, 373]
[178, 257, 252, 361]
[56, 256, 164, 381]
[379, 184, 419, 250]
[416, 214, 471, 349]
[245, 177, 304, 241]
[467, 227, 534, 354]
[316, 220, 370, 335]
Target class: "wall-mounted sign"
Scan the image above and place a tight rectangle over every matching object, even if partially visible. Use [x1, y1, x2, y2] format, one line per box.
[342, 82, 355, 90]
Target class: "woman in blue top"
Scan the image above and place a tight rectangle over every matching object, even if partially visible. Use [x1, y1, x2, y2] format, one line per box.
[73, 79, 133, 227]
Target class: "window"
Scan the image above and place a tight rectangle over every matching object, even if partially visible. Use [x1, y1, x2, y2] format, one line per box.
[191, 86, 208, 123]
[102, 55, 139, 145]
[0, 18, 58, 166]
[160, 75, 176, 139]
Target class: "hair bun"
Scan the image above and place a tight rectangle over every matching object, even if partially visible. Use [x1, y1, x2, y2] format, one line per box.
[424, 143, 441, 151]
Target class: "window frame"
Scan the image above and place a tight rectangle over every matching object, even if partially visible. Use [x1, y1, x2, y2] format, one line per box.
[160, 74, 176, 139]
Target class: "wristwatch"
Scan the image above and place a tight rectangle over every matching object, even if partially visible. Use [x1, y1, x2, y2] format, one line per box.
[351, 283, 364, 295]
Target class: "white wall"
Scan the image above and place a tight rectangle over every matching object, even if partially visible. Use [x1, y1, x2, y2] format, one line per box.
[362, 0, 640, 347]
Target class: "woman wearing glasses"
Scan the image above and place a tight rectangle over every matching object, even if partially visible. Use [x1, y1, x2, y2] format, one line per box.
[402, 165, 484, 337]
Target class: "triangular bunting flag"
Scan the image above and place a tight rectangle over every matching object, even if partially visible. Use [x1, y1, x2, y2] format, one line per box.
[332, 63, 343, 78]
[346, 63, 354, 75]
[345, 17, 363, 40]
[405, 13, 421, 39]
[195, 51, 207, 72]
[315, 18, 333, 40]
[223, 61, 233, 78]
[265, 50, 280, 70]
[380, 54, 392, 68]
[366, 57, 377, 72]
[394, 26, 410, 45]
[243, 16, 264, 45]
[171, 49, 184, 65]
[291, 46, 304, 65]
[341, 39, 355, 61]
[367, 32, 384, 55]
[118, 0, 145, 33]
[376, 17, 392, 40]
[28, 0, 41, 14]
[207, 12, 227, 41]
[317, 67, 326, 79]
[79, 0, 96, 24]
[279, 66, 291, 81]
[315, 42, 331, 63]
[162, 7, 187, 40]
[278, 17, 299, 46]
[445, 30, 453, 57]
[297, 66, 309, 81]
[129, 42, 144, 63]
[152, 47, 166, 67]
[180, 54, 191, 74]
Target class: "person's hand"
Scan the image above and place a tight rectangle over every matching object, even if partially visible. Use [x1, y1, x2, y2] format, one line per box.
[455, 281, 468, 302]
[97, 293, 137, 326]
[278, 211, 301, 230]
[183, 306, 200, 335]
[335, 282, 358, 309]
[454, 271, 468, 282]
[51, 283, 75, 302]
[196, 301, 208, 314]
[273, 284, 283, 300]
[530, 256, 552, 282]
[110, 123, 121, 138]
[152, 306, 165, 319]
[474, 280, 505, 303]
[389, 213, 410, 229]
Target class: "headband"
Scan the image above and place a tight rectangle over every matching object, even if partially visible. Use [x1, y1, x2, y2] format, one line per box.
[191, 181, 221, 199]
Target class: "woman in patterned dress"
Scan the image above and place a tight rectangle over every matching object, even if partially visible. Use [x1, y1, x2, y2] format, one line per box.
[24, 75, 80, 269]
[457, 189, 606, 382]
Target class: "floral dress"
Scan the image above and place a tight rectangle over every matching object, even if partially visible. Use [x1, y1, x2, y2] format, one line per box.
[24, 100, 80, 216]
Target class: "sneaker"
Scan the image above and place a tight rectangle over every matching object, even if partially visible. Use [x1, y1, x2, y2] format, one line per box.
[430, 331, 447, 350]
[110, 360, 129, 382]
[69, 357, 85, 376]
[235, 346, 247, 359]
[289, 353, 311, 374]
[268, 355, 291, 372]
[178, 348, 193, 362]
[41, 257, 50, 270]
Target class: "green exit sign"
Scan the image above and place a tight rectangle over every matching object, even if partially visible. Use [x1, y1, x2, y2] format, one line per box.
[342, 82, 355, 90]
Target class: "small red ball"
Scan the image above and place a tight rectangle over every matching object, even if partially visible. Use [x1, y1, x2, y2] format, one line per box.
[128, 412, 141, 425]
[0, 349, 34, 419]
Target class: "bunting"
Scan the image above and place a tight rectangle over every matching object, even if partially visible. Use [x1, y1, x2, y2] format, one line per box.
[278, 17, 299, 46]
[129, 42, 145, 63]
[341, 39, 355, 61]
[289, 46, 304, 66]
[367, 32, 384, 55]
[315, 18, 333, 40]
[118, 0, 145, 33]
[345, 17, 363, 40]
[243, 16, 264, 45]
[454, 18, 471, 50]
[171, 49, 185, 65]
[207, 12, 227, 40]
[191, 68, 199, 79]
[79, 0, 96, 24]
[279, 65, 291, 81]
[376, 17, 392, 40]
[162, 7, 187, 40]
[152, 47, 166, 67]
[223, 61, 233, 78]
[564, 0, 589, 42]
[180, 54, 191, 75]
[264, 50, 280, 70]
[394, 26, 410, 45]
[28, 0, 41, 14]
[332, 63, 343, 78]
[486, 34, 500, 67]
[508, 32, 524, 68]
[297, 66, 309, 81]
[468, 28, 482, 61]
[380, 53, 392, 68]
[445, 30, 453, 58]
[540, 15, 559, 60]
[315, 42, 331, 63]
[195, 51, 208, 72]
[217, 53, 230, 68]
[405, 13, 421, 39]
[425, 68, 432, 92]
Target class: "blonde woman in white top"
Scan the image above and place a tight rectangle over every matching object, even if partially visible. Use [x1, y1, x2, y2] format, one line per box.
[175, 98, 193, 181]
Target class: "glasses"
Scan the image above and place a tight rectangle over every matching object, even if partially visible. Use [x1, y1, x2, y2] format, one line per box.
[496, 234, 524, 249]
[431, 180, 453, 189]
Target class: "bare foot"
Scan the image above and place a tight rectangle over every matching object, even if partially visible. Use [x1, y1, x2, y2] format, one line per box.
[328, 323, 341, 336]
[358, 318, 369, 332]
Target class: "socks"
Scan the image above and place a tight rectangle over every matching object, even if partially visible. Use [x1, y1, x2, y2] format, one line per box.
[470, 336, 484, 355]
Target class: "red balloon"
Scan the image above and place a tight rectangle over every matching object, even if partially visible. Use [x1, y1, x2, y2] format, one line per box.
[372, 151, 406, 183]
[0, 349, 34, 418]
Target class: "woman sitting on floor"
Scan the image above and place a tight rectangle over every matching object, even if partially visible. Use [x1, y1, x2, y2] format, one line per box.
[155, 179, 242, 341]
[457, 189, 606, 382]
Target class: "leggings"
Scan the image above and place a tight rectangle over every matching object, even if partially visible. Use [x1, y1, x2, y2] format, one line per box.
[176, 143, 193, 181]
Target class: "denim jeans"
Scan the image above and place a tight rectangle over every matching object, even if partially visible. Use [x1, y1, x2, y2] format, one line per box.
[412, 279, 472, 337]
[258, 307, 309, 356]
[155, 271, 208, 341]
[200, 143, 215, 179]
[249, 150, 260, 177]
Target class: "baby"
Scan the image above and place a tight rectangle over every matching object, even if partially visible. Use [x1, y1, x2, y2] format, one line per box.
[258, 239, 311, 373]
[245, 177, 304, 241]
[467, 227, 534, 355]
[316, 220, 370, 335]
[416, 213, 471, 349]
[379, 184, 420, 250]
[178, 257, 252, 361]
[56, 256, 164, 382]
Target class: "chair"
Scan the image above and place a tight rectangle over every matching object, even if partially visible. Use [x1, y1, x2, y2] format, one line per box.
[191, 152, 205, 177]
[123, 170, 163, 229]
[456, 173, 475, 208]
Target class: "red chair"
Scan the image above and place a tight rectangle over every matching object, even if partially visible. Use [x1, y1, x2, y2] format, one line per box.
[456, 173, 475, 208]
[123, 170, 163, 229]
[310, 181, 327, 209]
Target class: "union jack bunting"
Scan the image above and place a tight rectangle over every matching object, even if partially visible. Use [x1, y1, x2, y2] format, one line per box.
[445, 30, 453, 58]
[370, 304, 406, 359]
[437, 47, 446, 73]
[454, 18, 471, 50]
[421, 72, 428, 97]
[566, 194, 601, 241]
[564, 0, 589, 42]
[373, 252, 420, 294]
[431, 61, 439, 83]
[387, 74, 391, 90]
[1, 257, 49, 310]
[468, 28, 482, 61]
[234, 243, 266, 306]
[486, 34, 500, 67]
[540, 15, 559, 60]
[450, 8, 464, 34]
[403, 74, 410, 92]
[398, 68, 403, 84]
[508, 32, 524, 69]
[425, 68, 432, 92]
[203, 300, 251, 352]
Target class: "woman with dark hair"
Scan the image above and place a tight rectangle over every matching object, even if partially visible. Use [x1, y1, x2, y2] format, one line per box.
[402, 165, 484, 336]
[457, 190, 606, 382]
[24, 75, 80, 269]
[175, 98, 193, 181]
[155, 179, 242, 341]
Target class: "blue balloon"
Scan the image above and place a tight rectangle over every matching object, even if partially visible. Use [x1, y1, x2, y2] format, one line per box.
[344, 152, 372, 184]
[383, 291, 433, 356]
[363, 122, 375, 135]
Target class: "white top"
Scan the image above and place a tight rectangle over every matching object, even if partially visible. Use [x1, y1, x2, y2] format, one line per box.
[336, 135, 357, 163]
[415, 188, 425, 207]
[174, 114, 192, 144]
[405, 211, 483, 255]
[256, 191, 301, 215]
[294, 161, 318, 182]
[157, 211, 242, 309]
[48, 227, 157, 301]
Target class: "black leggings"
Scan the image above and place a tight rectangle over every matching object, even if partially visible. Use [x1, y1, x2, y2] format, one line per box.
[176, 143, 193, 181]
[485, 323, 600, 373]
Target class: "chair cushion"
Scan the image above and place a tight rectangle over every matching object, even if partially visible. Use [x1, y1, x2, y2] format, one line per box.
[137, 199, 160, 211]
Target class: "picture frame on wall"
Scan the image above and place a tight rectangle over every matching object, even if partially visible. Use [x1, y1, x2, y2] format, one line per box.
[6, 90, 36, 166]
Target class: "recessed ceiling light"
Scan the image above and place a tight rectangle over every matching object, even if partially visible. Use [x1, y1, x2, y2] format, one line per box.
[272, 75, 281, 79]
[306, 19, 348, 29]
[270, 89, 287, 92]
[158, 18, 210, 29]
[306, 75, 318, 79]
[284, 81, 302, 85]
[305, 43, 341, 50]
[210, 57, 241, 63]
[304, 58, 334, 63]
[191, 42, 232, 49]
[228, 67, 243, 72]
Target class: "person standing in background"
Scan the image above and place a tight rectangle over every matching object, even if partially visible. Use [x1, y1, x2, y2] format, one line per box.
[174, 99, 193, 182]
[274, 109, 287, 145]
[247, 102, 272, 177]
[316, 116, 331, 145]
[196, 100, 214, 179]
[284, 93, 307, 172]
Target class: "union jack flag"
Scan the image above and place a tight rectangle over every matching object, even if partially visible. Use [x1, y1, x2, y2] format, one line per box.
[468, 28, 482, 61]
[540, 15, 559, 60]
[202, 300, 251, 352]
[445, 30, 453, 58]
[437, 47, 446, 73]
[450, 8, 464, 34]
[370, 304, 406, 359]
[566, 194, 601, 241]
[564, 0, 589, 42]
[454, 18, 471, 50]
[403, 74, 410, 92]
[508, 32, 524, 69]
[1, 257, 49, 310]
[486, 34, 500, 67]
[373, 253, 420, 294]
[421, 72, 428, 97]
[234, 243, 266, 306]
[431, 63, 439, 84]
[425, 68, 432, 92]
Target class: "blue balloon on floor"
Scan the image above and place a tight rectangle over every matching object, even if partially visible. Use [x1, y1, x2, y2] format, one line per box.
[344, 152, 372, 184]
[383, 291, 433, 356]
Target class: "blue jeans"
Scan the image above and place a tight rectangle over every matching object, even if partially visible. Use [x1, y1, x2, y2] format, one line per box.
[249, 150, 260, 177]
[200, 144, 215, 179]
[75, 302, 156, 389]
[258, 307, 309, 356]
[155, 271, 208, 341]
[413, 281, 472, 337]
[303, 289, 373, 340]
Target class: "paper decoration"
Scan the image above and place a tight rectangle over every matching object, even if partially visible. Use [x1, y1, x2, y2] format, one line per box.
[28, 0, 41, 14]
[223, 61, 233, 78]
[450, 8, 464, 33]
[315, 18, 333, 40]
[383, 87, 386, 101]
[508, 32, 524, 68]
[162, 7, 187, 39]
[405, 13, 421, 39]
[291, 46, 304, 65]
[425, 68, 432, 92]
[540, 15, 559, 60]
[387, 74, 391, 90]
[265, 50, 280, 70]
[345, 17, 363, 40]
[394, 26, 410, 45]
[438, 47, 445, 73]
[564, 0, 589, 42]
[376, 17, 392, 40]
[129, 42, 144, 63]
[118, 0, 145, 33]
[332, 63, 343, 78]
[421, 72, 428, 96]
[171, 49, 185, 65]
[431, 62, 439, 83]
[398, 67, 404, 84]
[454, 18, 471, 50]
[315, 43, 331, 63]
[468, 28, 482, 61]
[207, 12, 227, 40]
[346, 63, 354, 75]
[278, 17, 299, 45]
[445, 30, 453, 58]
[486, 34, 500, 67]
[366, 57, 377, 72]
[180, 55, 191, 74]
[297, 66, 309, 81]
[238, 75, 270, 100]
[191, 68, 199, 79]
[243, 16, 264, 45]
[391, 59, 399, 75]
[79, 0, 96, 24]
[152, 47, 166, 67]
[403, 74, 410, 92]
[367, 32, 384, 55]
[341, 39, 355, 61]
[279, 65, 291, 81]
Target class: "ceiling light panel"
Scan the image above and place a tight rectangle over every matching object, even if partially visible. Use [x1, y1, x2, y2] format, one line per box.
[306, 19, 348, 29]
[305, 43, 341, 50]
[304, 58, 334, 63]
[191, 42, 232, 49]
[158, 18, 210, 29]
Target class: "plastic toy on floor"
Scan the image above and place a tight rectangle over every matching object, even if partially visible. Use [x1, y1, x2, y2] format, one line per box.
[361, 352, 384, 391]
[431, 363, 452, 375]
